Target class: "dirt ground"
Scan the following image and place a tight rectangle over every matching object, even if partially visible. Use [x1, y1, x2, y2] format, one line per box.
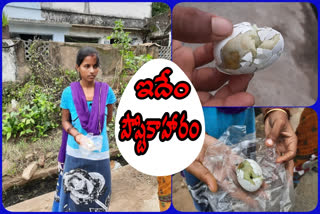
[6, 165, 160, 212]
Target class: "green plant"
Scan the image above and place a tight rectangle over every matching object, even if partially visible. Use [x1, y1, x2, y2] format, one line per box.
[107, 118, 115, 144]
[152, 3, 170, 17]
[2, 91, 59, 141]
[107, 20, 152, 94]
[5, 163, 17, 176]
[2, 12, 9, 27]
[2, 111, 20, 140]
[2, 40, 78, 142]
[2, 82, 22, 106]
[27, 40, 78, 99]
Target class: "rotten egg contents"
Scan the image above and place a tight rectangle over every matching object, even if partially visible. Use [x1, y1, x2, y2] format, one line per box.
[236, 159, 264, 192]
[214, 22, 284, 75]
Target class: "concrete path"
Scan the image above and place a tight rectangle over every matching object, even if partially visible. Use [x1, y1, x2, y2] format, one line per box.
[6, 165, 160, 212]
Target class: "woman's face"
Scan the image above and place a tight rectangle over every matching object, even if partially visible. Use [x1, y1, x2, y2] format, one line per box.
[76, 55, 99, 83]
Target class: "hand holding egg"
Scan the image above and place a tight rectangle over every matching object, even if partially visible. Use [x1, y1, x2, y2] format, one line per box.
[214, 22, 284, 75]
[79, 136, 96, 151]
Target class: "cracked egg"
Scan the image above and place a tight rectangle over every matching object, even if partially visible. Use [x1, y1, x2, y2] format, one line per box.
[236, 159, 263, 192]
[214, 22, 284, 75]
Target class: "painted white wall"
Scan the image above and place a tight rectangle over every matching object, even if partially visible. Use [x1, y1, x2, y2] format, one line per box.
[40, 2, 85, 13]
[3, 2, 44, 20]
[5, 2, 152, 20]
[41, 2, 152, 19]
[2, 40, 16, 82]
[89, 3, 152, 19]
[9, 23, 70, 42]
[68, 28, 143, 45]
[4, 2, 149, 43]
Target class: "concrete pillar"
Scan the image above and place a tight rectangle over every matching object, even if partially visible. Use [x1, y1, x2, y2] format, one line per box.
[2, 40, 17, 82]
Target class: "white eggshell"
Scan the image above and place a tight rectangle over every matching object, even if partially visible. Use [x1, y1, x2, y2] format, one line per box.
[236, 159, 263, 192]
[214, 22, 284, 75]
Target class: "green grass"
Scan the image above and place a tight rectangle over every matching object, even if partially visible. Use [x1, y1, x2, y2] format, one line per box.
[2, 129, 62, 177]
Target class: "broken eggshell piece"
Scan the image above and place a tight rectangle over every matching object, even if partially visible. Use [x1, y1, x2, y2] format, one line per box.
[236, 159, 263, 192]
[214, 22, 284, 75]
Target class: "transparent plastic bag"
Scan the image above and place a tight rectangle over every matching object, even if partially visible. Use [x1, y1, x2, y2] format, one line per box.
[188, 126, 294, 211]
[79, 133, 103, 156]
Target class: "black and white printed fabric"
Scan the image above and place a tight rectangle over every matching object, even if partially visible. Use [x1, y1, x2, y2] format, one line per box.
[54, 155, 111, 212]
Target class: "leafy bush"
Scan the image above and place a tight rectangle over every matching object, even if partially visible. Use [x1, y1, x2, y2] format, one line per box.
[2, 91, 59, 141]
[152, 3, 170, 17]
[2, 40, 78, 142]
[107, 20, 152, 94]
[2, 82, 22, 106]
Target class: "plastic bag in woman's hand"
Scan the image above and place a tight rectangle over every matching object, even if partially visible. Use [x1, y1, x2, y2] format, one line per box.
[79, 133, 103, 156]
[188, 126, 294, 211]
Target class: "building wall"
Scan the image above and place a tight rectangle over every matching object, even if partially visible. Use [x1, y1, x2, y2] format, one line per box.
[3, 2, 43, 20]
[2, 40, 17, 82]
[9, 22, 70, 42]
[2, 40, 159, 83]
[4, 3, 151, 43]
[41, 2, 152, 19]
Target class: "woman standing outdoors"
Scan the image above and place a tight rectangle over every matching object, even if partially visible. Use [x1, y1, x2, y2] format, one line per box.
[52, 47, 116, 212]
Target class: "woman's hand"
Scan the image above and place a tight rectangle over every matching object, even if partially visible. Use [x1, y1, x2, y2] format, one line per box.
[186, 134, 218, 192]
[172, 6, 255, 106]
[264, 109, 298, 174]
[186, 134, 263, 207]
[74, 134, 85, 145]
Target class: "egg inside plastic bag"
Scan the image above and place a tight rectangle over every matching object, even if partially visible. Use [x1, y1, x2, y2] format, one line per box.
[188, 126, 294, 211]
[214, 22, 284, 75]
[79, 133, 103, 156]
[236, 159, 263, 192]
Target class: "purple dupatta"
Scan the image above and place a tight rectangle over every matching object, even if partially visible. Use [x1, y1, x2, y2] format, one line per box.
[58, 81, 109, 163]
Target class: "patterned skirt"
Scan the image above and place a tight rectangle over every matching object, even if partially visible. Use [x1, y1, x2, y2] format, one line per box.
[52, 155, 111, 212]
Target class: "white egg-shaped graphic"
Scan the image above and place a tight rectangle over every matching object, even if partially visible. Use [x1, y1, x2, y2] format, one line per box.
[115, 59, 205, 176]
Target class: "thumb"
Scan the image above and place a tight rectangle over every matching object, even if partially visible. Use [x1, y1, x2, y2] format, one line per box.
[173, 6, 233, 43]
[186, 161, 218, 192]
[265, 119, 284, 147]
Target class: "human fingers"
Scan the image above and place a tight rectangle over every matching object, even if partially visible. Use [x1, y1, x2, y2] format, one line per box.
[198, 91, 255, 106]
[191, 67, 230, 91]
[214, 74, 254, 99]
[264, 118, 285, 147]
[286, 160, 295, 176]
[172, 39, 183, 52]
[75, 134, 84, 144]
[276, 129, 297, 163]
[276, 146, 296, 163]
[193, 43, 215, 67]
[186, 161, 218, 192]
[172, 43, 194, 80]
[172, 6, 233, 43]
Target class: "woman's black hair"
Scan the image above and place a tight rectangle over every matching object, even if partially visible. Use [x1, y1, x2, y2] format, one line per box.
[76, 46, 100, 67]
